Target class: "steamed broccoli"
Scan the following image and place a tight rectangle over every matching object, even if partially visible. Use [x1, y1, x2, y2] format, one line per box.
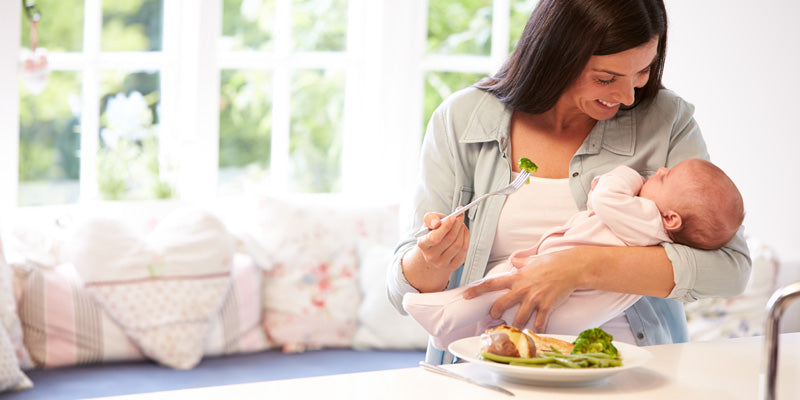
[518, 157, 538, 184]
[518, 157, 539, 174]
[571, 328, 619, 358]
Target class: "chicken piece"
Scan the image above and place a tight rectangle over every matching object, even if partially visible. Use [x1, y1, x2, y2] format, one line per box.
[523, 329, 575, 355]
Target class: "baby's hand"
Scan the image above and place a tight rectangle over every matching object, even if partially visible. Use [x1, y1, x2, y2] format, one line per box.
[591, 176, 601, 191]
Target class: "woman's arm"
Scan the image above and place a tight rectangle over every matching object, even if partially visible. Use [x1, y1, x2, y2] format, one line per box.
[386, 97, 470, 312]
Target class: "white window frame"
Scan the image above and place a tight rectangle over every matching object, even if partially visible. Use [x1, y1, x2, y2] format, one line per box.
[1, 0, 521, 214]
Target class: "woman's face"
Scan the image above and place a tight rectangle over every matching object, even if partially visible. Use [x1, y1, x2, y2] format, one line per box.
[562, 37, 659, 121]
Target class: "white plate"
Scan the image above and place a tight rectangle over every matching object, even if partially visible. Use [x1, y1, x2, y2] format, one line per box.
[448, 335, 652, 386]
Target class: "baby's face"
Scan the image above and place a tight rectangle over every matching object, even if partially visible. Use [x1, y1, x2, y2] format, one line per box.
[639, 160, 697, 210]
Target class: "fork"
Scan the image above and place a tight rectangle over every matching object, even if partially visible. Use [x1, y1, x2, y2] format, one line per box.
[413, 170, 531, 237]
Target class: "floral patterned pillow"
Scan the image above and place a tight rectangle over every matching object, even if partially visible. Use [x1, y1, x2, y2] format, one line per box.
[249, 195, 399, 352]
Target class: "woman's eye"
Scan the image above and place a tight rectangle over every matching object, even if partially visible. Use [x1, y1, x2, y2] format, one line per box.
[597, 77, 615, 85]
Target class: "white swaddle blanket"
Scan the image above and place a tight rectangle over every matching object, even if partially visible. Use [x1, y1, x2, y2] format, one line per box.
[402, 262, 640, 350]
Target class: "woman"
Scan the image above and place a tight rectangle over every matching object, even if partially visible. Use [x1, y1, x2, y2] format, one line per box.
[387, 0, 751, 364]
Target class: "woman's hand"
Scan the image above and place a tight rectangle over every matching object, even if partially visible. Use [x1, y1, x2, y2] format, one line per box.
[402, 211, 470, 293]
[463, 249, 584, 332]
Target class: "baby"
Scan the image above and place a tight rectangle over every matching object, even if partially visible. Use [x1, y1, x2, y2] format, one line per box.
[403, 158, 744, 349]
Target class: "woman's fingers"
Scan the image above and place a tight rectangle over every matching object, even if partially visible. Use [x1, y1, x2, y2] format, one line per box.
[532, 306, 551, 332]
[417, 211, 469, 272]
[463, 273, 512, 299]
[513, 296, 539, 329]
[465, 251, 579, 330]
[423, 212, 443, 232]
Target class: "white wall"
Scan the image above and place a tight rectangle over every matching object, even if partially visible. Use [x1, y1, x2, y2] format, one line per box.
[664, 1, 800, 281]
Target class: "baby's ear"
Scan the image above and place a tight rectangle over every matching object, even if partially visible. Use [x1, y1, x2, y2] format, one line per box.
[662, 210, 683, 232]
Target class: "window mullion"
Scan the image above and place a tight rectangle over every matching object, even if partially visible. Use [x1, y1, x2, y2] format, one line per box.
[270, 0, 293, 192]
[491, 0, 511, 73]
[79, 0, 103, 202]
[0, 0, 21, 212]
[172, 0, 221, 200]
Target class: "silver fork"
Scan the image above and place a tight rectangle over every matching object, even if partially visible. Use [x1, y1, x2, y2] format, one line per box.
[413, 170, 531, 237]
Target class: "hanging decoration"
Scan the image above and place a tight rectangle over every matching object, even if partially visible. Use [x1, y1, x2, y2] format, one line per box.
[19, 0, 50, 94]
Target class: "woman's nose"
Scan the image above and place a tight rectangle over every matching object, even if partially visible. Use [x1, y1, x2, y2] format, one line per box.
[619, 88, 635, 106]
[619, 74, 648, 106]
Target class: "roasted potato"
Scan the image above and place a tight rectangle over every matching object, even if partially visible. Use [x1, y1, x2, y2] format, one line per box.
[479, 325, 536, 358]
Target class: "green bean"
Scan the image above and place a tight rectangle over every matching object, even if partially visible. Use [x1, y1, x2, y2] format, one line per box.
[509, 362, 547, 367]
[552, 357, 581, 368]
[539, 352, 615, 360]
[479, 351, 623, 369]
[480, 352, 555, 364]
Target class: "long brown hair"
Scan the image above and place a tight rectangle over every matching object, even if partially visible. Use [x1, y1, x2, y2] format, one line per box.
[476, 0, 668, 114]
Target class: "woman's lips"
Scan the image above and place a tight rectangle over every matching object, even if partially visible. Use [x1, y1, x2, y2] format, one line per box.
[597, 99, 619, 109]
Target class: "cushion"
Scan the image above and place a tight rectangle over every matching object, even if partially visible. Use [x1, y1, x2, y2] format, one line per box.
[244, 195, 399, 352]
[0, 327, 32, 393]
[17, 256, 269, 369]
[62, 208, 256, 369]
[67, 207, 236, 282]
[685, 237, 781, 340]
[352, 240, 429, 350]
[1, 238, 32, 393]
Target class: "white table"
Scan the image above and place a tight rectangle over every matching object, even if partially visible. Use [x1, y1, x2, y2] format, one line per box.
[88, 333, 799, 400]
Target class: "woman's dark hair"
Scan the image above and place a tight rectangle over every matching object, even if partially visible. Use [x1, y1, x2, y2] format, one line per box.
[476, 0, 668, 114]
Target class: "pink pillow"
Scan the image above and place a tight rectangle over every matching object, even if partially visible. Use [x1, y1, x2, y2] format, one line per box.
[249, 196, 399, 352]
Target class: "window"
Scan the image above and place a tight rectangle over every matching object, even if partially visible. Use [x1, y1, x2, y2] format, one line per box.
[4, 0, 536, 209]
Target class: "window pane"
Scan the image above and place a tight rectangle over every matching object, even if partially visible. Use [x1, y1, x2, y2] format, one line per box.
[293, 0, 348, 52]
[218, 70, 274, 195]
[20, 0, 84, 52]
[18, 71, 82, 206]
[221, 0, 277, 52]
[289, 69, 344, 193]
[98, 71, 173, 200]
[423, 71, 486, 133]
[427, 0, 492, 56]
[510, 0, 537, 51]
[102, 0, 163, 52]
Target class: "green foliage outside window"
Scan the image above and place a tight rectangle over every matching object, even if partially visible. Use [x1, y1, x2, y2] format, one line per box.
[219, 0, 348, 194]
[289, 69, 344, 193]
[219, 70, 273, 170]
[20, 0, 84, 52]
[292, 0, 348, 51]
[97, 71, 173, 201]
[427, 0, 493, 56]
[221, 0, 277, 51]
[423, 71, 487, 134]
[18, 0, 166, 205]
[102, 0, 163, 52]
[422, 1, 539, 133]
[510, 0, 537, 50]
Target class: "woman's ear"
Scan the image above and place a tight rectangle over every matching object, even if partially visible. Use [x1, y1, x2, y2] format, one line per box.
[662, 210, 683, 232]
